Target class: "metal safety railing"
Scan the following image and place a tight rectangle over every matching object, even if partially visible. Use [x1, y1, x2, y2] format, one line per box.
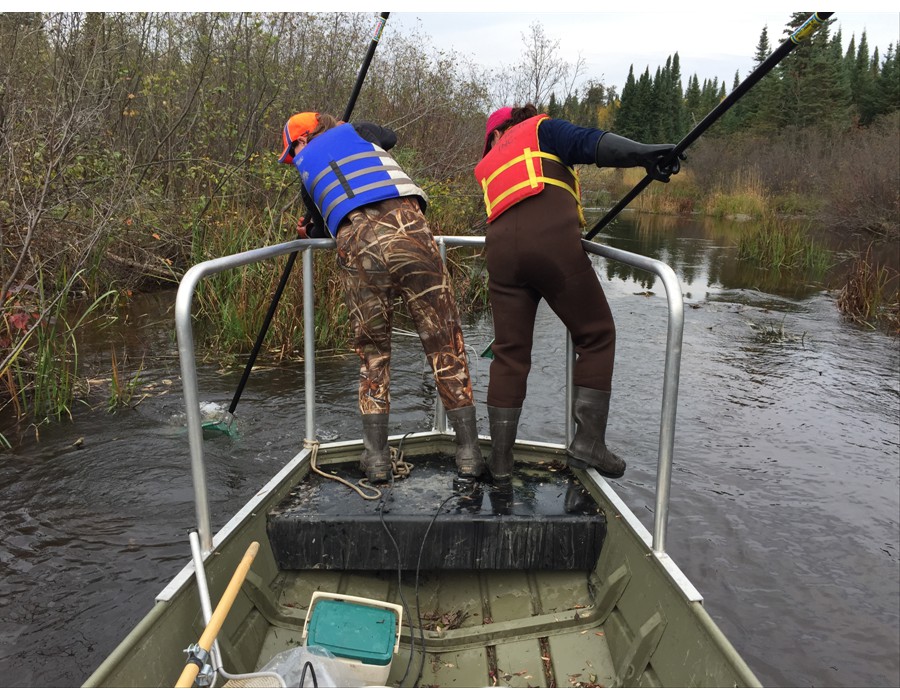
[175, 236, 683, 556]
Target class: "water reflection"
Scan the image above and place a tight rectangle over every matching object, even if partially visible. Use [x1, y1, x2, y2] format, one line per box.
[597, 212, 839, 300]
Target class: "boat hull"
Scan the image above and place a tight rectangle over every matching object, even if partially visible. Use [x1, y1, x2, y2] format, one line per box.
[83, 433, 760, 688]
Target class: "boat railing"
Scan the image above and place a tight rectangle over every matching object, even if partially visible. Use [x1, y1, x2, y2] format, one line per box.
[175, 236, 683, 557]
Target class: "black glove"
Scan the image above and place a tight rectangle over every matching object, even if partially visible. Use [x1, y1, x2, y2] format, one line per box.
[595, 132, 686, 183]
[305, 219, 328, 239]
[353, 121, 397, 151]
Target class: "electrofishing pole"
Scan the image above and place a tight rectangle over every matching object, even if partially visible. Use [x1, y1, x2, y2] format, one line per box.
[207, 12, 390, 434]
[584, 11, 834, 241]
[480, 12, 834, 360]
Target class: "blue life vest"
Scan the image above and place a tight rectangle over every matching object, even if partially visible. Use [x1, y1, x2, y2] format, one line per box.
[293, 123, 427, 236]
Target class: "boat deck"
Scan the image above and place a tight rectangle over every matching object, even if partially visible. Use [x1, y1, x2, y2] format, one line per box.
[255, 453, 617, 687]
[252, 564, 617, 688]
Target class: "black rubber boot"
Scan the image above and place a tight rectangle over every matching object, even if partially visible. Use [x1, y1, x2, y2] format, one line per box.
[360, 413, 391, 483]
[446, 405, 485, 479]
[567, 386, 626, 479]
[487, 405, 521, 485]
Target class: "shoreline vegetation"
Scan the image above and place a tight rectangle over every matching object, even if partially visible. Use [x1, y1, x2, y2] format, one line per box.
[1, 12, 898, 437]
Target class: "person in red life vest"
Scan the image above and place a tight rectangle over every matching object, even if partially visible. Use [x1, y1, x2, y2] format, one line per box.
[474, 103, 683, 491]
[279, 111, 484, 484]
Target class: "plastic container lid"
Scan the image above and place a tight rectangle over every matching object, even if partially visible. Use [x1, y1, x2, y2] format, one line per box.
[306, 599, 397, 666]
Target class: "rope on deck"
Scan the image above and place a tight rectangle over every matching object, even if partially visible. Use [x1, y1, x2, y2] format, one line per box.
[305, 438, 413, 500]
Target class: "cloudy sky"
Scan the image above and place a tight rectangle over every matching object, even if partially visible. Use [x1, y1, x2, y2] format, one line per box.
[30, 4, 900, 95]
[388, 7, 900, 93]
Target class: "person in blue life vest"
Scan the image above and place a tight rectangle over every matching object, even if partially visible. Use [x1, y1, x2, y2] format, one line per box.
[279, 111, 484, 484]
[474, 103, 684, 499]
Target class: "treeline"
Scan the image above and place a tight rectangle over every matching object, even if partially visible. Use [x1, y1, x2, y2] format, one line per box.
[547, 14, 899, 142]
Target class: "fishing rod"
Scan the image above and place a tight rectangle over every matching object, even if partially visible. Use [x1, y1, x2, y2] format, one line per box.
[207, 12, 390, 435]
[584, 11, 834, 241]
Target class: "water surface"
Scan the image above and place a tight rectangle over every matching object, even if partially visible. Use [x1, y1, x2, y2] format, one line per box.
[0, 214, 897, 688]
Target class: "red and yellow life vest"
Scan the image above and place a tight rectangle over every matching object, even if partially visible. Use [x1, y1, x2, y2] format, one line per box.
[474, 114, 585, 225]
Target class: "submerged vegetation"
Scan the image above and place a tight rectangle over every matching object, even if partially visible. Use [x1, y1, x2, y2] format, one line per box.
[1, 11, 897, 432]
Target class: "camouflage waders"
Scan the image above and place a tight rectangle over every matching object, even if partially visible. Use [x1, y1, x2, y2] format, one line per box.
[335, 197, 475, 416]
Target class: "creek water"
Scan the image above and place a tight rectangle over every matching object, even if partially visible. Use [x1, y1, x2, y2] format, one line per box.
[0, 213, 897, 688]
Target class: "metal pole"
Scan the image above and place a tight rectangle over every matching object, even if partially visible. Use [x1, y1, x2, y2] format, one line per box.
[585, 12, 834, 241]
[581, 239, 683, 554]
[435, 237, 448, 433]
[303, 247, 317, 442]
[175, 238, 334, 552]
[220, 12, 391, 424]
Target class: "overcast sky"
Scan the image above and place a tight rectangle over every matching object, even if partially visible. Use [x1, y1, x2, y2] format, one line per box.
[25, 4, 900, 96]
[388, 8, 900, 94]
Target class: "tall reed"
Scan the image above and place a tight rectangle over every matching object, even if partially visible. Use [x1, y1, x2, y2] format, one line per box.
[2, 272, 119, 424]
[108, 346, 145, 412]
[737, 214, 831, 274]
[837, 248, 900, 332]
[192, 201, 489, 362]
[705, 168, 769, 220]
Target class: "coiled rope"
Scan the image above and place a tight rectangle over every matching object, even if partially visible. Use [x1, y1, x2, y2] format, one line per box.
[304, 438, 413, 500]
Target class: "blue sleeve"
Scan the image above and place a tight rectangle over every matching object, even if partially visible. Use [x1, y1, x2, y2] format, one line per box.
[537, 119, 605, 166]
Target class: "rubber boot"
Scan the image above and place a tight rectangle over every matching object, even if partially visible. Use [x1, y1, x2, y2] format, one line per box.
[360, 413, 391, 483]
[446, 405, 485, 479]
[487, 406, 521, 485]
[567, 386, 626, 479]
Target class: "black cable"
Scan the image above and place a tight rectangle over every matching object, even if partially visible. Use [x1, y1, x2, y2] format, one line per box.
[412, 487, 473, 687]
[377, 433, 416, 687]
[299, 660, 318, 688]
[376, 431, 474, 688]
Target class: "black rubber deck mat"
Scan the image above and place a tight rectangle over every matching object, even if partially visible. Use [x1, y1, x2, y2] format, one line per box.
[267, 453, 607, 571]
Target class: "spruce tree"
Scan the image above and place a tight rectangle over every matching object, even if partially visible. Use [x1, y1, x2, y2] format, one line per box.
[845, 32, 860, 105]
[684, 74, 702, 128]
[741, 25, 770, 130]
[634, 67, 654, 142]
[614, 65, 638, 136]
[720, 71, 743, 133]
[547, 92, 560, 119]
[669, 53, 686, 139]
[699, 77, 721, 116]
[652, 64, 667, 141]
[857, 34, 885, 125]
[873, 43, 900, 119]
[826, 28, 854, 126]
[777, 13, 848, 129]
[579, 80, 607, 128]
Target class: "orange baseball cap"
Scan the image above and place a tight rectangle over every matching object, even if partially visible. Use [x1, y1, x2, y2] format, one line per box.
[278, 112, 320, 164]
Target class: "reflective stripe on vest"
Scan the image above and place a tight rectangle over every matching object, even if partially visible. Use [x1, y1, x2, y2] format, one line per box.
[474, 114, 585, 225]
[294, 123, 427, 236]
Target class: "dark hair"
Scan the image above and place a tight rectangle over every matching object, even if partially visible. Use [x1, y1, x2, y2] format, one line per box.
[496, 103, 539, 134]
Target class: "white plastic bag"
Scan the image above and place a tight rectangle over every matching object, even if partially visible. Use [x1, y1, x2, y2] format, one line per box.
[259, 645, 366, 688]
